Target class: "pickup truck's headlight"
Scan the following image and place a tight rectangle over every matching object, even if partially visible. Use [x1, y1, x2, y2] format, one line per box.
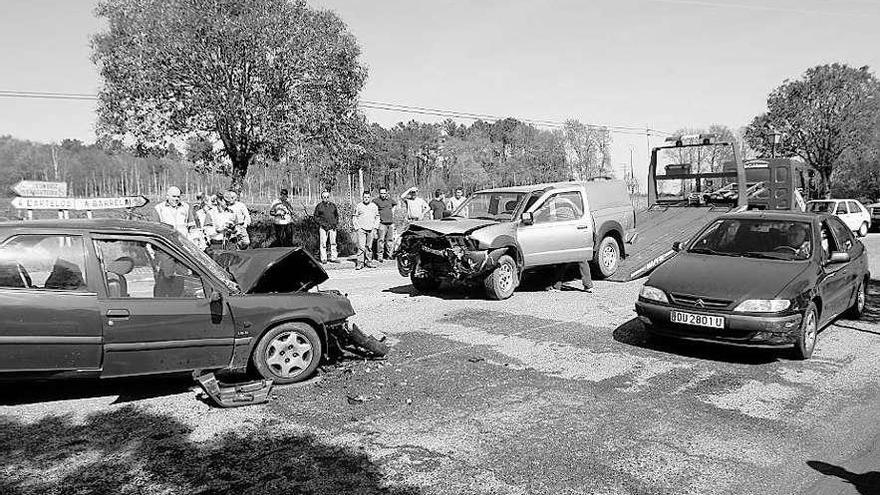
[639, 285, 669, 304]
[733, 299, 791, 313]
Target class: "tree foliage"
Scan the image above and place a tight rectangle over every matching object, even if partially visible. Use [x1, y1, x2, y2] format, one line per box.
[92, 0, 368, 190]
[744, 63, 880, 196]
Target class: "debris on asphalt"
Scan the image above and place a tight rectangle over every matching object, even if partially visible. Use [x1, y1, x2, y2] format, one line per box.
[194, 372, 273, 408]
[467, 356, 485, 363]
[346, 394, 369, 404]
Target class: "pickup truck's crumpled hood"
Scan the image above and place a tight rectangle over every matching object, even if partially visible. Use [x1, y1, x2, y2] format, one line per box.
[212, 247, 328, 294]
[648, 252, 810, 301]
[409, 218, 497, 235]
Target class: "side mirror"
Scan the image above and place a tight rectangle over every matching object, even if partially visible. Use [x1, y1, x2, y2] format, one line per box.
[521, 212, 534, 225]
[828, 251, 850, 264]
[672, 241, 682, 252]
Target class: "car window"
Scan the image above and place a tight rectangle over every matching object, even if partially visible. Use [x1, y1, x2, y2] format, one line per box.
[807, 201, 833, 213]
[94, 239, 206, 299]
[827, 217, 854, 253]
[0, 234, 89, 291]
[848, 201, 862, 214]
[533, 191, 585, 224]
[688, 218, 812, 260]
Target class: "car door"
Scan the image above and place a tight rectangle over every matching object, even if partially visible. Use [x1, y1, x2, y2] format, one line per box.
[517, 188, 592, 266]
[848, 201, 868, 230]
[816, 219, 854, 320]
[0, 233, 103, 373]
[92, 235, 235, 378]
[826, 217, 861, 314]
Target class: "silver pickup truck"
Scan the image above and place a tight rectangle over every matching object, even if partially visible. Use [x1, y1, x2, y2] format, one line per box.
[396, 179, 636, 299]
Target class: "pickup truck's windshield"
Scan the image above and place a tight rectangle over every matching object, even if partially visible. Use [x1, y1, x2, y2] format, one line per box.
[454, 192, 526, 221]
[689, 218, 813, 261]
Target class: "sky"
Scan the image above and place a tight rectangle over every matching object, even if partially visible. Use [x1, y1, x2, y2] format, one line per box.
[1, 0, 879, 182]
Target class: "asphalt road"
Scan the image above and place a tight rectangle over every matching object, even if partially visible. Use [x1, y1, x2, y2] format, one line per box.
[3, 235, 880, 494]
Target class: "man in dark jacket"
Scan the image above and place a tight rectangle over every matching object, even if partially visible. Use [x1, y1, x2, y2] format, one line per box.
[314, 191, 339, 263]
[428, 189, 447, 220]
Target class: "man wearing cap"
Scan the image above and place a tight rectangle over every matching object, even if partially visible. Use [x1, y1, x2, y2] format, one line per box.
[269, 189, 294, 247]
[154, 186, 194, 236]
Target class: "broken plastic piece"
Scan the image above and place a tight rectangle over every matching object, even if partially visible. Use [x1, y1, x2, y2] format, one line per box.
[195, 372, 273, 408]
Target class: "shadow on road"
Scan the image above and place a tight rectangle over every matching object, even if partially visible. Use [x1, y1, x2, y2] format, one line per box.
[807, 460, 880, 495]
[0, 375, 195, 406]
[612, 317, 782, 365]
[0, 406, 420, 495]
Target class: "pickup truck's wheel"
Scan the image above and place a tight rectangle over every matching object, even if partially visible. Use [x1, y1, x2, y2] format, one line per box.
[593, 236, 621, 278]
[792, 303, 818, 360]
[252, 322, 322, 384]
[858, 222, 869, 237]
[411, 273, 441, 292]
[484, 254, 518, 300]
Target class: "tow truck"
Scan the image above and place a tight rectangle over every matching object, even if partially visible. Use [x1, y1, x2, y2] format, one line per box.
[609, 134, 817, 281]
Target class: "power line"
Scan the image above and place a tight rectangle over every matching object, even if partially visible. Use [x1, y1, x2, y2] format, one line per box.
[0, 89, 671, 136]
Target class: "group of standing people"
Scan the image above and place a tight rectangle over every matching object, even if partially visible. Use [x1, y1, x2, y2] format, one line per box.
[153, 186, 251, 252]
[314, 186, 468, 269]
[154, 184, 469, 270]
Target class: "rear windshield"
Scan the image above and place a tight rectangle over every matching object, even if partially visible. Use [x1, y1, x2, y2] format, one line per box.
[689, 218, 813, 261]
[807, 201, 834, 213]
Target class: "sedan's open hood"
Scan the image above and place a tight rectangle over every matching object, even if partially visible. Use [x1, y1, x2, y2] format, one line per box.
[212, 247, 328, 294]
[409, 218, 498, 236]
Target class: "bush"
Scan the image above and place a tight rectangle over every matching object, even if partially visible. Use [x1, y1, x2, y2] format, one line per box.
[247, 208, 357, 257]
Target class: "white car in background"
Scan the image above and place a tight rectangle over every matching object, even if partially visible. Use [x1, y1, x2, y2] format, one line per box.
[806, 199, 871, 237]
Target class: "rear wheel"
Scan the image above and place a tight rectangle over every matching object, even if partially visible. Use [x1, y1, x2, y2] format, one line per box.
[847, 279, 867, 319]
[484, 255, 518, 300]
[858, 222, 869, 237]
[593, 236, 621, 279]
[252, 322, 322, 384]
[792, 303, 818, 360]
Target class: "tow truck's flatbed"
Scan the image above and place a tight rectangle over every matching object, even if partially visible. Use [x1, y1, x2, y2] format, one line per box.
[609, 205, 735, 282]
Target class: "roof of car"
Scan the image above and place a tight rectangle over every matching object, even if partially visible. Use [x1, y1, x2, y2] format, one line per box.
[722, 210, 826, 222]
[0, 218, 177, 236]
[477, 179, 624, 194]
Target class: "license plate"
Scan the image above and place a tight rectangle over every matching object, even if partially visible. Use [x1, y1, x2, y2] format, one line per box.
[670, 311, 725, 329]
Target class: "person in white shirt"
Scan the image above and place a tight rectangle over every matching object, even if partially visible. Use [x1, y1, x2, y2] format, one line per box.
[400, 186, 430, 223]
[269, 188, 295, 247]
[224, 191, 251, 249]
[446, 187, 467, 215]
[154, 186, 194, 236]
[208, 194, 239, 251]
[352, 190, 380, 269]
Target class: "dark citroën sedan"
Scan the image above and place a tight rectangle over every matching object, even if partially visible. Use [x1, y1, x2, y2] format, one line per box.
[0, 219, 362, 384]
[635, 211, 870, 359]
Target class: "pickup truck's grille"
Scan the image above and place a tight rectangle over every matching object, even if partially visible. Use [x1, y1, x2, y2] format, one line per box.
[669, 293, 733, 310]
[871, 206, 880, 217]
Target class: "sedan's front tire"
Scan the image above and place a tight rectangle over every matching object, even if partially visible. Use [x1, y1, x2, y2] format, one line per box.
[847, 279, 868, 319]
[858, 222, 869, 238]
[252, 322, 322, 384]
[792, 303, 818, 360]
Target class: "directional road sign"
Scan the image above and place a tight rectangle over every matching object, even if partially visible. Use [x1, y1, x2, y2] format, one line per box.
[11, 196, 149, 211]
[11, 181, 68, 197]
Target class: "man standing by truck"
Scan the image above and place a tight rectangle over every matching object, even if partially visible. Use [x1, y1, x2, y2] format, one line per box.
[400, 186, 430, 224]
[373, 187, 397, 262]
[353, 190, 380, 270]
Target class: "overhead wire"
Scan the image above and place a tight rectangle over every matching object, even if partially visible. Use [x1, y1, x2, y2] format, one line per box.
[0, 89, 671, 136]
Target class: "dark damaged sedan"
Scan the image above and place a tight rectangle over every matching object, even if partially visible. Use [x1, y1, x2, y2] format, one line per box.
[0, 219, 373, 384]
[635, 211, 869, 359]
